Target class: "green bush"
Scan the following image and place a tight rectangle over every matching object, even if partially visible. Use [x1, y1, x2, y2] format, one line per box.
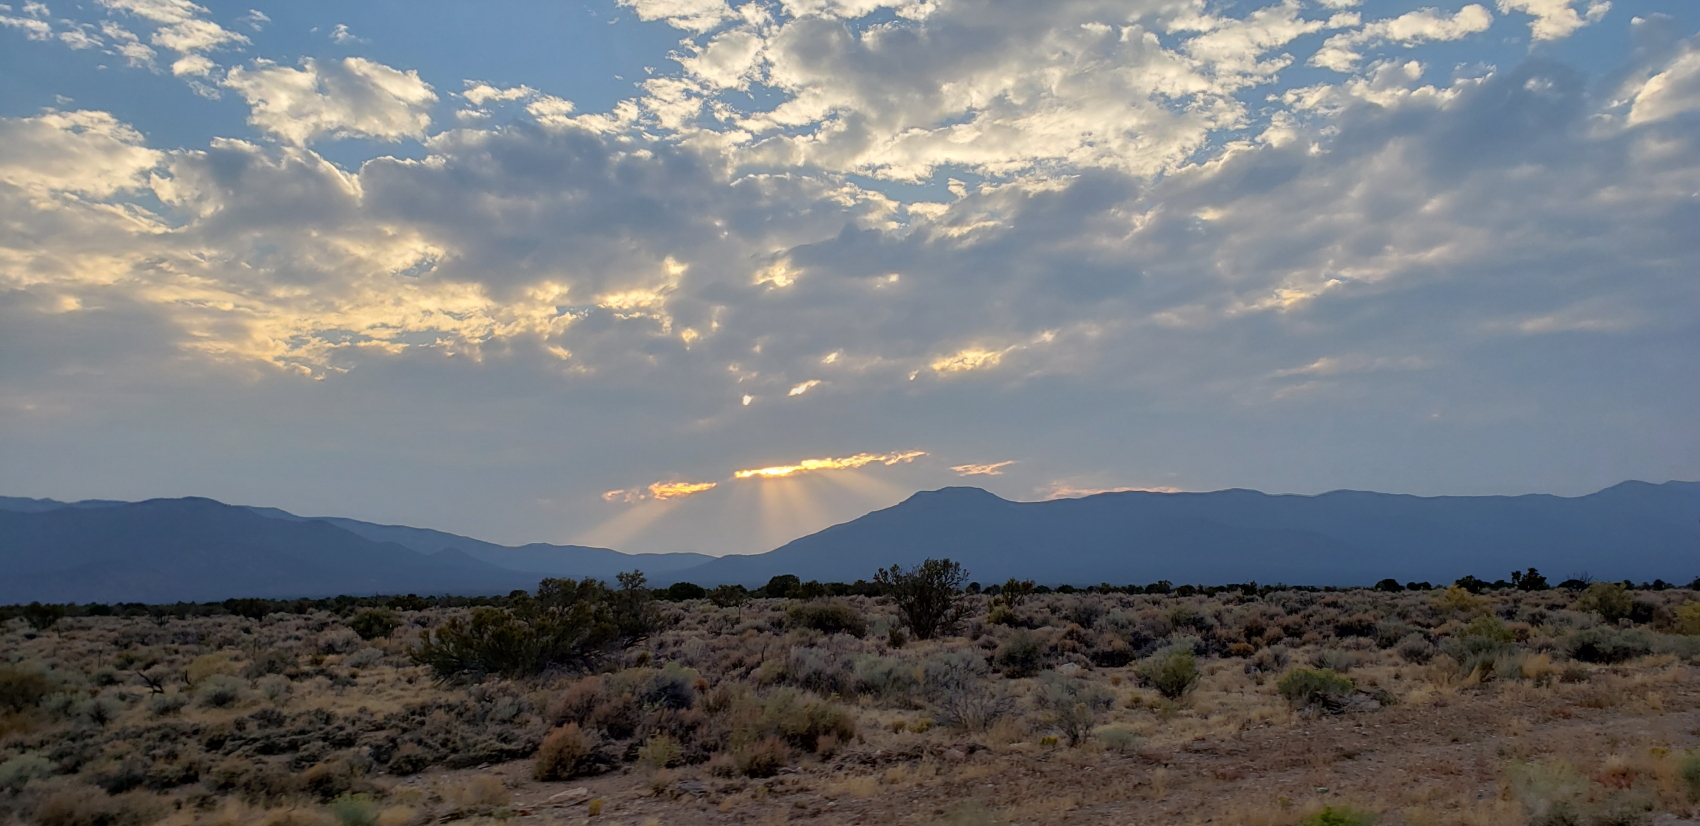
[0, 753, 55, 792]
[992, 629, 1045, 677]
[22, 602, 65, 631]
[196, 674, 246, 708]
[1578, 582, 1635, 623]
[1564, 627, 1655, 664]
[0, 667, 52, 712]
[1134, 644, 1200, 700]
[1298, 806, 1375, 826]
[1679, 750, 1700, 803]
[1276, 668, 1355, 710]
[785, 600, 868, 637]
[412, 575, 659, 679]
[874, 558, 970, 640]
[348, 609, 400, 641]
[328, 793, 380, 826]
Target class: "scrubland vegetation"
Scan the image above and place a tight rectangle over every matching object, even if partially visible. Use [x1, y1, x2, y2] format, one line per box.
[4, 567, 1700, 825]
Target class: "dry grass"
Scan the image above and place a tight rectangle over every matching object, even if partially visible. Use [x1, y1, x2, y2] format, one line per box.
[3, 586, 1700, 824]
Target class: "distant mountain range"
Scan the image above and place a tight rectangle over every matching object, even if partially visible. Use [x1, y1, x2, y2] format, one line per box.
[1, 480, 1697, 603]
[0, 496, 706, 604]
[682, 481, 1700, 587]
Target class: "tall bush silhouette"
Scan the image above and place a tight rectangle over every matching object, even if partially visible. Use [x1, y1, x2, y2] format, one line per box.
[874, 558, 969, 640]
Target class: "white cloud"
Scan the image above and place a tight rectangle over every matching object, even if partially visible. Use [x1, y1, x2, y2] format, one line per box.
[1313, 5, 1493, 71]
[0, 11, 51, 38]
[0, 110, 162, 197]
[97, 0, 246, 54]
[618, 0, 735, 32]
[224, 57, 438, 145]
[1628, 48, 1700, 126]
[1496, 0, 1608, 42]
[329, 23, 368, 45]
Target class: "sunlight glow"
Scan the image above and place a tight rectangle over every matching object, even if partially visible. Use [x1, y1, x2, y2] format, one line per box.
[734, 450, 926, 479]
[787, 380, 822, 396]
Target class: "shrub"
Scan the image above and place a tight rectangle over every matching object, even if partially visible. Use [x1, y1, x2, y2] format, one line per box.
[1298, 806, 1375, 826]
[147, 692, 188, 717]
[1134, 644, 1201, 700]
[1394, 633, 1436, 664]
[0, 667, 52, 712]
[257, 674, 292, 703]
[1035, 671, 1114, 746]
[637, 734, 682, 770]
[875, 558, 970, 640]
[328, 793, 380, 826]
[1277, 668, 1355, 711]
[32, 783, 160, 826]
[185, 652, 240, 687]
[197, 674, 246, 708]
[22, 602, 65, 631]
[785, 600, 868, 638]
[346, 648, 385, 669]
[1578, 582, 1635, 623]
[733, 736, 791, 778]
[1098, 725, 1141, 754]
[1310, 648, 1358, 673]
[1671, 602, 1700, 636]
[853, 654, 918, 698]
[922, 651, 1012, 732]
[1680, 750, 1700, 803]
[1564, 627, 1655, 664]
[412, 578, 627, 679]
[0, 753, 55, 792]
[534, 723, 600, 781]
[992, 629, 1046, 677]
[348, 609, 400, 641]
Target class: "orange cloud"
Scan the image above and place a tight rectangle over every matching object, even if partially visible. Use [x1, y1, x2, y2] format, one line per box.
[952, 460, 1015, 476]
[734, 450, 926, 479]
[603, 480, 719, 503]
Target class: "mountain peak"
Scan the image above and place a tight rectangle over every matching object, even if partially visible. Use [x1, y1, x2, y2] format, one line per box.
[901, 486, 1007, 505]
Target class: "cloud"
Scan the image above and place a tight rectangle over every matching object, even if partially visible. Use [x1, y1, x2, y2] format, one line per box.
[618, 0, 736, 32]
[1628, 48, 1700, 126]
[1313, 5, 1493, 71]
[224, 57, 437, 145]
[952, 461, 1015, 476]
[329, 23, 369, 45]
[603, 480, 719, 502]
[97, 0, 248, 54]
[0, 110, 162, 197]
[734, 451, 926, 479]
[1496, 0, 1609, 42]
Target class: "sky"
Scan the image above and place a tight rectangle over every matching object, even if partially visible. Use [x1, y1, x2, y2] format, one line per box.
[1, 0, 1697, 557]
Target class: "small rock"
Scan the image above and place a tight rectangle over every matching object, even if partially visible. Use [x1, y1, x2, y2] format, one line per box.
[944, 748, 968, 763]
[1056, 663, 1082, 676]
[675, 780, 708, 796]
[549, 787, 591, 805]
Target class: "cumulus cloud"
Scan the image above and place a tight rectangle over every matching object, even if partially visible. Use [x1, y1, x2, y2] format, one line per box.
[0, 110, 162, 197]
[618, 0, 736, 32]
[1628, 47, 1700, 126]
[223, 57, 437, 145]
[1496, 0, 1609, 41]
[1313, 5, 1493, 71]
[97, 0, 247, 55]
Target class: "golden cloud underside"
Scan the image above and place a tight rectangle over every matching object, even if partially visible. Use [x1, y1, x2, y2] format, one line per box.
[733, 450, 926, 479]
